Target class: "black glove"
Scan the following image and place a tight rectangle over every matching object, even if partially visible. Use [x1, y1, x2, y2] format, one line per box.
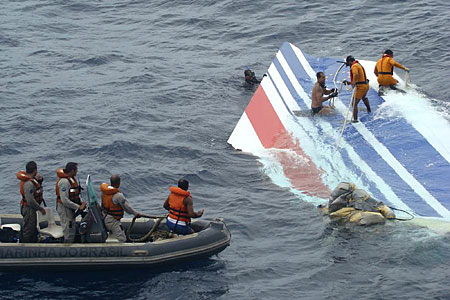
[342, 80, 350, 85]
[330, 88, 337, 93]
[329, 91, 338, 98]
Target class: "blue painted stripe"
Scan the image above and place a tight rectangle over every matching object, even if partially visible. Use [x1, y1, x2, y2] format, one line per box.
[271, 47, 398, 209]
[271, 56, 310, 111]
[279, 43, 444, 217]
[266, 70, 295, 117]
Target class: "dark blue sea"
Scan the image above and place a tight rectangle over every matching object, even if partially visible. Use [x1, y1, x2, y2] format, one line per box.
[1, 0, 450, 299]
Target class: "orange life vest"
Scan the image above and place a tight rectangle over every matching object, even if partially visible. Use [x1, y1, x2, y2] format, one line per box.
[376, 54, 394, 75]
[167, 186, 191, 224]
[374, 54, 404, 86]
[100, 183, 124, 220]
[350, 61, 368, 85]
[55, 168, 81, 205]
[16, 170, 43, 206]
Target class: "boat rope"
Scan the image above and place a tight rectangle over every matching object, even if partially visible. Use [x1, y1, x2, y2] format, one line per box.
[126, 214, 168, 242]
[335, 88, 356, 150]
[388, 206, 415, 221]
[404, 71, 410, 88]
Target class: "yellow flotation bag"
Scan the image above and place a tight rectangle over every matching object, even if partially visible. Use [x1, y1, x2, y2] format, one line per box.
[329, 207, 386, 226]
[324, 182, 396, 225]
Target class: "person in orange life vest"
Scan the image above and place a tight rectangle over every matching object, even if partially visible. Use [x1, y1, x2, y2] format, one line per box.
[343, 55, 371, 123]
[374, 49, 409, 94]
[55, 162, 86, 243]
[101, 175, 143, 242]
[163, 178, 204, 235]
[16, 161, 46, 243]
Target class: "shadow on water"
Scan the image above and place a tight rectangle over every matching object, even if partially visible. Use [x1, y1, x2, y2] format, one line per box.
[0, 257, 229, 299]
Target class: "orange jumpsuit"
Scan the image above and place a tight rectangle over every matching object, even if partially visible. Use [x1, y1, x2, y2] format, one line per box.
[350, 61, 369, 100]
[374, 54, 406, 86]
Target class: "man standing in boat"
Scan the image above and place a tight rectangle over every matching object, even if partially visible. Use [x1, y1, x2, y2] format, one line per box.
[374, 49, 409, 95]
[344, 55, 371, 123]
[163, 178, 203, 235]
[100, 174, 143, 242]
[56, 162, 86, 243]
[311, 72, 338, 115]
[16, 161, 46, 243]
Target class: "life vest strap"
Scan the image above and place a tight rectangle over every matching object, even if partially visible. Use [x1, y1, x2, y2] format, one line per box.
[355, 80, 369, 85]
[102, 207, 124, 217]
[169, 207, 189, 217]
[378, 71, 393, 75]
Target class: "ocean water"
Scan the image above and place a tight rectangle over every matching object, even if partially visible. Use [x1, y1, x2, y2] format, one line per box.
[1, 0, 450, 299]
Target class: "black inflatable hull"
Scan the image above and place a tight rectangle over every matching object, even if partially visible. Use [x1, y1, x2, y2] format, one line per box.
[0, 214, 231, 271]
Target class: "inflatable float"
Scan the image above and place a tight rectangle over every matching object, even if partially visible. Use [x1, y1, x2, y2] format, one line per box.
[0, 176, 231, 271]
[0, 214, 230, 271]
[228, 42, 450, 224]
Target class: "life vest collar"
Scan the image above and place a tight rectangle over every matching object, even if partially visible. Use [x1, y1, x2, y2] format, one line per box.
[16, 170, 32, 181]
[169, 186, 190, 197]
[100, 183, 120, 195]
[56, 168, 71, 179]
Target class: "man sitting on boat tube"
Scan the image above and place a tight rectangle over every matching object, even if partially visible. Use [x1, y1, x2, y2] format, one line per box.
[163, 179, 204, 235]
[101, 175, 143, 242]
[311, 72, 338, 115]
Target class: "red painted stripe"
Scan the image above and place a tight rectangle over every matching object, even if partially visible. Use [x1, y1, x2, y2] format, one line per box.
[245, 85, 330, 198]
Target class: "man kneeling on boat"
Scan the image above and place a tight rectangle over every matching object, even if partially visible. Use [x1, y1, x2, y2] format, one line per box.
[311, 72, 338, 115]
[163, 179, 204, 235]
[101, 175, 143, 242]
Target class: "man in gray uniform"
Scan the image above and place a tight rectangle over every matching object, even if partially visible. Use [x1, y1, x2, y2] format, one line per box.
[56, 162, 86, 243]
[101, 175, 142, 242]
[19, 161, 46, 243]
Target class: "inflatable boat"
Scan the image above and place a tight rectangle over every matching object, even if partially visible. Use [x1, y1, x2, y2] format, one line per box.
[229, 42, 450, 223]
[0, 214, 231, 271]
[0, 176, 230, 271]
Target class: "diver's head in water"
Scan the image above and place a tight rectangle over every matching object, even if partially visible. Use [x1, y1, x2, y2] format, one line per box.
[316, 71, 326, 88]
[244, 69, 257, 84]
[345, 55, 355, 66]
[384, 49, 393, 57]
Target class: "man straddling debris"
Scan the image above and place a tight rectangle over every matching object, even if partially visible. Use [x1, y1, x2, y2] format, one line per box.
[163, 178, 204, 235]
[374, 49, 409, 95]
[311, 72, 338, 115]
[16, 161, 46, 243]
[56, 162, 86, 243]
[343, 55, 371, 123]
[101, 174, 143, 242]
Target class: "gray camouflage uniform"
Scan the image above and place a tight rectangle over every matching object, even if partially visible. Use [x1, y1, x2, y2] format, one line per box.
[21, 180, 42, 243]
[56, 178, 82, 243]
[104, 192, 140, 242]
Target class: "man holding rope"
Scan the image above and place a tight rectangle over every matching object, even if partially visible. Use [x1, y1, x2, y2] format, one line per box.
[100, 175, 143, 242]
[311, 72, 338, 115]
[374, 49, 409, 95]
[343, 55, 371, 123]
